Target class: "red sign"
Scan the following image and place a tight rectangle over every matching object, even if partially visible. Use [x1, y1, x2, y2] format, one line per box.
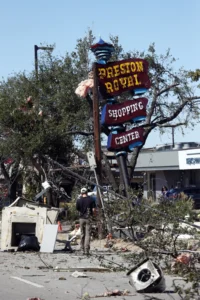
[96, 58, 151, 97]
[101, 98, 148, 126]
[107, 127, 144, 151]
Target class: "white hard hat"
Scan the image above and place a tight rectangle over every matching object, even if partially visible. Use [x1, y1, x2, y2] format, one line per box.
[81, 187, 87, 194]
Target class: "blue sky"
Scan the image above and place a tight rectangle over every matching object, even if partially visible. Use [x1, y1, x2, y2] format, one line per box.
[0, 0, 199, 147]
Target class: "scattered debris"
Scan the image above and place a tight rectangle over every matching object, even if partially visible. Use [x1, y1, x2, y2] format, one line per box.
[75, 78, 94, 98]
[38, 266, 50, 270]
[27, 298, 42, 300]
[101, 289, 130, 297]
[22, 275, 45, 277]
[187, 239, 200, 251]
[81, 292, 90, 300]
[177, 234, 194, 240]
[71, 271, 88, 278]
[120, 247, 129, 252]
[175, 253, 192, 265]
[104, 240, 114, 248]
[69, 266, 111, 272]
[90, 289, 133, 298]
[104, 233, 115, 248]
[53, 266, 110, 272]
[18, 235, 40, 252]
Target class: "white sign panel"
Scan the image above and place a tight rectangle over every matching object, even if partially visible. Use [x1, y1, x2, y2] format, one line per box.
[178, 149, 200, 170]
[87, 151, 97, 169]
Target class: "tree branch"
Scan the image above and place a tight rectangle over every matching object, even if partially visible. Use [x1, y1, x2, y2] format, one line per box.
[156, 83, 180, 97]
[64, 130, 94, 136]
[158, 122, 186, 128]
[146, 82, 179, 124]
[146, 91, 156, 124]
[64, 127, 110, 137]
[155, 96, 200, 126]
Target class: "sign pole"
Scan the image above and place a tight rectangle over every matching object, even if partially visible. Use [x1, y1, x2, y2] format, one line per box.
[87, 151, 112, 234]
[116, 152, 130, 197]
[92, 62, 103, 238]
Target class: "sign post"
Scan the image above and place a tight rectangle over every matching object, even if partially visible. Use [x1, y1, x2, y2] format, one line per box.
[92, 63, 104, 238]
[90, 37, 151, 222]
[90, 39, 115, 238]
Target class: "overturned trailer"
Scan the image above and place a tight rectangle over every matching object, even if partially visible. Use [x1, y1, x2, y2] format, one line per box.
[1, 197, 59, 251]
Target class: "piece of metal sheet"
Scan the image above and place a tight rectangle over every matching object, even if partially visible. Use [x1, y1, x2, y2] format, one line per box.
[40, 224, 58, 253]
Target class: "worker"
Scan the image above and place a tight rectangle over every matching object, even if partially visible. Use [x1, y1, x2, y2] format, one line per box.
[76, 187, 96, 255]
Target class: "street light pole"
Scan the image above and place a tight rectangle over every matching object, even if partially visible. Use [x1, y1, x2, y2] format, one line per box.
[34, 45, 53, 207]
[34, 45, 54, 80]
[171, 127, 175, 148]
[34, 45, 54, 111]
[34, 45, 39, 81]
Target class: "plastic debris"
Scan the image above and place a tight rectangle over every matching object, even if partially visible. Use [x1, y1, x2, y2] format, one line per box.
[27, 298, 41, 300]
[71, 271, 88, 278]
[95, 289, 130, 297]
[18, 235, 40, 252]
[175, 253, 192, 265]
[81, 292, 90, 300]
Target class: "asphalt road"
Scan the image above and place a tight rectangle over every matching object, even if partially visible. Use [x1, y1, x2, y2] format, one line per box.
[0, 216, 190, 300]
[0, 249, 187, 300]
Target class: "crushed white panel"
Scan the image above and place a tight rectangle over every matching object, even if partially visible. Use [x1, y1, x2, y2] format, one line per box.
[40, 224, 58, 253]
[128, 259, 160, 291]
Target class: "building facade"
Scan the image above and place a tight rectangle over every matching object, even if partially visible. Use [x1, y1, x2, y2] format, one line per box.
[134, 143, 200, 199]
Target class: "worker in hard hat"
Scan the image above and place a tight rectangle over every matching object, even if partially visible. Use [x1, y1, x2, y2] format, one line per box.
[76, 187, 96, 255]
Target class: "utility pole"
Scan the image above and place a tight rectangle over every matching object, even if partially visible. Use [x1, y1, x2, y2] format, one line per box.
[172, 127, 175, 148]
[34, 45, 53, 206]
[34, 45, 54, 112]
[34, 45, 39, 81]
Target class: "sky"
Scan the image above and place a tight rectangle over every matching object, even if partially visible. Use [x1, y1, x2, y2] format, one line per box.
[0, 0, 199, 148]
